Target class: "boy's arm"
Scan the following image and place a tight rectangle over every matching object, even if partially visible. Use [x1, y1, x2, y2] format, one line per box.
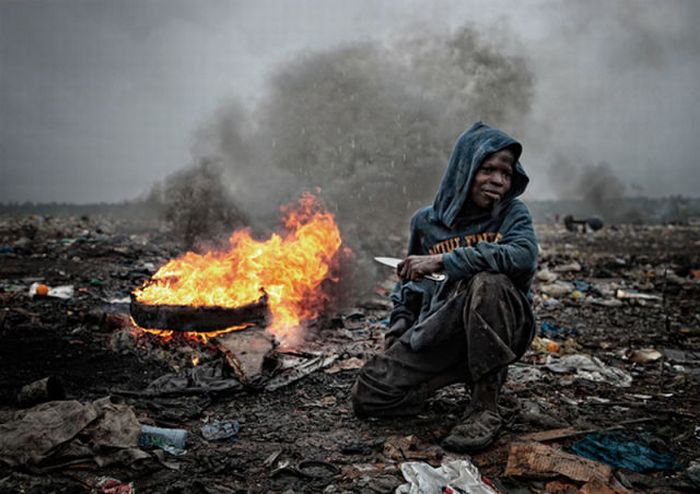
[441, 202, 538, 285]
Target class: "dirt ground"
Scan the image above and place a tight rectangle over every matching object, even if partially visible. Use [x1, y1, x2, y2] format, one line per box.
[1, 214, 699, 493]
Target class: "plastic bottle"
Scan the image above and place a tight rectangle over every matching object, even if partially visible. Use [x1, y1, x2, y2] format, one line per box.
[138, 425, 187, 450]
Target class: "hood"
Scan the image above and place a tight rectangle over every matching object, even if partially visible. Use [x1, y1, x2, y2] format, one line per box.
[432, 122, 529, 228]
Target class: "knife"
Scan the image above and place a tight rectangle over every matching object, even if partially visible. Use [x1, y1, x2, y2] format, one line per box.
[374, 256, 446, 282]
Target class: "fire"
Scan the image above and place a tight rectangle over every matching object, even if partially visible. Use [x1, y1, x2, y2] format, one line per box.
[134, 322, 250, 344]
[133, 192, 343, 340]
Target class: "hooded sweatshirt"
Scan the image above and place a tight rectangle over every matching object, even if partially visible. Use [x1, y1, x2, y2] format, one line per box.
[390, 122, 538, 346]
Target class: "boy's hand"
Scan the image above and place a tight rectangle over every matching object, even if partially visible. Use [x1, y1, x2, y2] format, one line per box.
[397, 254, 444, 281]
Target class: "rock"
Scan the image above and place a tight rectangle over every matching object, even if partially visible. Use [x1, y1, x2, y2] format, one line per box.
[540, 281, 574, 297]
[553, 261, 582, 273]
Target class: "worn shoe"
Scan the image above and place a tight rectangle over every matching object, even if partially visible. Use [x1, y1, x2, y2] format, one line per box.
[442, 408, 503, 452]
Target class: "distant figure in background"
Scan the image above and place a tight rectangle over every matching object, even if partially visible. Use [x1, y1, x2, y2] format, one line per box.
[352, 122, 538, 452]
[563, 214, 604, 233]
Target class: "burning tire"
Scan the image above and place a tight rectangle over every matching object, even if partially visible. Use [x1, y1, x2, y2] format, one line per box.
[129, 294, 269, 332]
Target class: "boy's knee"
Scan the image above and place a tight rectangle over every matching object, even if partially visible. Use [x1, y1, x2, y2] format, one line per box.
[465, 272, 516, 319]
[469, 272, 511, 296]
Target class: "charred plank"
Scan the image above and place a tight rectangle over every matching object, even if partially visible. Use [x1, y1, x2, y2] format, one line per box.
[130, 293, 269, 332]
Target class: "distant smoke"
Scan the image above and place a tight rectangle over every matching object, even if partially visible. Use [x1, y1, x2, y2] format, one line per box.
[548, 155, 626, 214]
[524, 0, 700, 201]
[578, 162, 626, 212]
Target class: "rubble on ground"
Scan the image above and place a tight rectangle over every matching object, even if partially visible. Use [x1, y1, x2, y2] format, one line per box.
[1, 213, 699, 492]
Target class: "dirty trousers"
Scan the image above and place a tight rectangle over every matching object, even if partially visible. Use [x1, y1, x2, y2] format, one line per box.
[352, 272, 533, 417]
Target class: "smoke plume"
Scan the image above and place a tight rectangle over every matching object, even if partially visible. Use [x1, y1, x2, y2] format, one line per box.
[158, 159, 249, 249]
[186, 23, 534, 299]
[547, 155, 626, 214]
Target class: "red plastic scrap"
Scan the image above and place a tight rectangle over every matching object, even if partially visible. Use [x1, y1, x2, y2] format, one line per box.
[95, 477, 134, 494]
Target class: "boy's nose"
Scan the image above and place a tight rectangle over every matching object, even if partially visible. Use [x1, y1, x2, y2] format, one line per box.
[490, 173, 505, 186]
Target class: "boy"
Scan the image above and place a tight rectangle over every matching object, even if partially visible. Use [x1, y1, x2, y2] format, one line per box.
[352, 122, 537, 451]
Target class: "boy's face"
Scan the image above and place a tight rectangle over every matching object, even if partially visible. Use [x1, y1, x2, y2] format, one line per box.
[469, 149, 515, 209]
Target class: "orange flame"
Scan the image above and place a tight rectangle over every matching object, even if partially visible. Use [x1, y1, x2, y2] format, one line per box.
[133, 320, 251, 344]
[133, 192, 343, 340]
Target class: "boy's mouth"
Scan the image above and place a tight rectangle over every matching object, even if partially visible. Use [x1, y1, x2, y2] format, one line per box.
[482, 190, 502, 201]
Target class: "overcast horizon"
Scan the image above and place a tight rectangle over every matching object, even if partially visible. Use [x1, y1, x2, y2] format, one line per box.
[2, 0, 699, 205]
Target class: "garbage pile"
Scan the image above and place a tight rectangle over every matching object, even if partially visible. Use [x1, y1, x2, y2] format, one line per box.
[1, 212, 699, 492]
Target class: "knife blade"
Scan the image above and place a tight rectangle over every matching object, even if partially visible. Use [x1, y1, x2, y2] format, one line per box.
[373, 256, 446, 282]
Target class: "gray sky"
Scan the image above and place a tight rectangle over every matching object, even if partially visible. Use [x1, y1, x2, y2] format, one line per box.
[1, 0, 699, 203]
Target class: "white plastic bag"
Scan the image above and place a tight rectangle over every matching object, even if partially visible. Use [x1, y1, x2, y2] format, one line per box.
[396, 459, 499, 494]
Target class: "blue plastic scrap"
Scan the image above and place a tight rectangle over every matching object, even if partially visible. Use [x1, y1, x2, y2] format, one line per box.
[201, 421, 241, 443]
[569, 432, 678, 473]
[540, 321, 578, 339]
[573, 280, 590, 292]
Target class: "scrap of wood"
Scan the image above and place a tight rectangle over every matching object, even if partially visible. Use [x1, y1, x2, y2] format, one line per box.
[518, 427, 580, 442]
[505, 441, 612, 483]
[264, 354, 338, 391]
[517, 417, 657, 443]
[130, 293, 269, 331]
